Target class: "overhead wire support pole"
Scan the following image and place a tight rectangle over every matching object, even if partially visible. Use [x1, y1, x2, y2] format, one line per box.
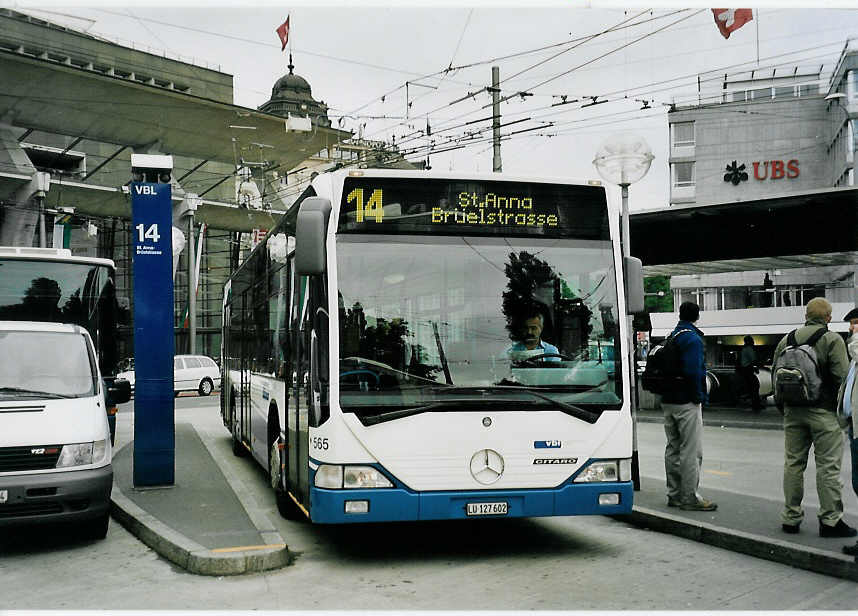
[187, 212, 196, 354]
[492, 66, 502, 172]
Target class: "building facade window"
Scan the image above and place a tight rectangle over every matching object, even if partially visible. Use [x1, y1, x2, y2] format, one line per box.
[672, 122, 695, 147]
[798, 83, 818, 97]
[672, 161, 695, 187]
[751, 86, 772, 100]
[849, 119, 856, 165]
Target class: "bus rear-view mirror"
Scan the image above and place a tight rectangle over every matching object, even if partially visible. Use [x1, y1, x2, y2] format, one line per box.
[296, 197, 332, 275]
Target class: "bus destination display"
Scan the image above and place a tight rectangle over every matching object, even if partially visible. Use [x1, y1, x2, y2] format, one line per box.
[338, 176, 609, 239]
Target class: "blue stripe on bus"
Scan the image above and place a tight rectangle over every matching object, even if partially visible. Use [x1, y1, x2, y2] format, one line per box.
[307, 463, 632, 524]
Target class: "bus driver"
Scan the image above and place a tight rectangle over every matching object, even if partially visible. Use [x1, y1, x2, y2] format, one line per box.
[506, 310, 561, 362]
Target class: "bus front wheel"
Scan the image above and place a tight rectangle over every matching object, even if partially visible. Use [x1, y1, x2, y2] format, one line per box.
[269, 430, 303, 521]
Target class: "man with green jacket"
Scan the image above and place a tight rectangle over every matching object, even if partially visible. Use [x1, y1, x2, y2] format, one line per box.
[774, 297, 855, 538]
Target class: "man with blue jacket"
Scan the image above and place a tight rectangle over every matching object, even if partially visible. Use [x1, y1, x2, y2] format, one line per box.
[661, 301, 717, 511]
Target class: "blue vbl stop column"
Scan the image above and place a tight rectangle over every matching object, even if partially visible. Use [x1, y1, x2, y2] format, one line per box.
[130, 181, 175, 487]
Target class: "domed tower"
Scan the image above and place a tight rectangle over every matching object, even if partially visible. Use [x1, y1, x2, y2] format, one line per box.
[259, 56, 331, 128]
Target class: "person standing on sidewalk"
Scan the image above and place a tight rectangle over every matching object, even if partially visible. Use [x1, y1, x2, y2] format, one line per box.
[661, 301, 717, 511]
[835, 307, 858, 556]
[737, 335, 765, 412]
[775, 297, 855, 538]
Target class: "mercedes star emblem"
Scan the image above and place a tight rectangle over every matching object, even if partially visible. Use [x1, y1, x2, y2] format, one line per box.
[470, 448, 504, 485]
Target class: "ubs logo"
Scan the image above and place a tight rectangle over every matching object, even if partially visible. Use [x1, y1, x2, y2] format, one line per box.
[724, 159, 799, 185]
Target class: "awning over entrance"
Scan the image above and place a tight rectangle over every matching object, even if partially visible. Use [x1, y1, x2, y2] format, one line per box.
[631, 187, 858, 276]
[0, 171, 283, 233]
[649, 304, 853, 338]
[0, 50, 347, 170]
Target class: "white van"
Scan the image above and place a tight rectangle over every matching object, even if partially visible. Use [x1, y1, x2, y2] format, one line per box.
[0, 321, 130, 539]
[116, 354, 220, 397]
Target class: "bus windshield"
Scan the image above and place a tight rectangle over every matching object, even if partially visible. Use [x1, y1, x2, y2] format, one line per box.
[336, 235, 621, 422]
[0, 259, 121, 376]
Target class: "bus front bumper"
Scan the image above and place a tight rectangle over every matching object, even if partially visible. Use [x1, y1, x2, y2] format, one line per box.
[310, 481, 633, 524]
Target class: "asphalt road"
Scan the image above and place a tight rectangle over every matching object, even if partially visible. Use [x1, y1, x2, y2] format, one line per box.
[637, 421, 858, 515]
[3, 396, 858, 610]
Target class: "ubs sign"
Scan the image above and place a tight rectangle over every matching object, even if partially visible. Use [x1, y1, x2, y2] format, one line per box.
[724, 159, 800, 185]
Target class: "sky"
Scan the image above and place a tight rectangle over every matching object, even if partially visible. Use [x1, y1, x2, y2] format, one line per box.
[7, 1, 858, 210]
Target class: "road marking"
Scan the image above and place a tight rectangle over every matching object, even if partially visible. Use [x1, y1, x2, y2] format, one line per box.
[211, 543, 287, 553]
[705, 469, 732, 476]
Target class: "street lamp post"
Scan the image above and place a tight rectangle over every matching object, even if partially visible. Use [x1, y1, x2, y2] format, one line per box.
[593, 134, 654, 491]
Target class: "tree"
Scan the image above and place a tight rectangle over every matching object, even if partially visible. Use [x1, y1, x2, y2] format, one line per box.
[644, 275, 673, 313]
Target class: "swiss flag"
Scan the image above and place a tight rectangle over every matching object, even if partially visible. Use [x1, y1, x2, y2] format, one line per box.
[712, 9, 753, 39]
[276, 16, 290, 51]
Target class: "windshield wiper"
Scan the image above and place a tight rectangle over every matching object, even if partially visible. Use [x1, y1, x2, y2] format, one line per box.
[359, 399, 487, 426]
[0, 387, 73, 399]
[428, 385, 600, 423]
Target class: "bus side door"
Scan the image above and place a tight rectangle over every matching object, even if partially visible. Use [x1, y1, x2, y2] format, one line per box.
[288, 274, 309, 506]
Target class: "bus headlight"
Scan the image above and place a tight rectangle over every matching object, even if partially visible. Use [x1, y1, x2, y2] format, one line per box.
[315, 464, 343, 488]
[574, 461, 619, 483]
[618, 458, 632, 482]
[344, 466, 393, 489]
[314, 464, 393, 489]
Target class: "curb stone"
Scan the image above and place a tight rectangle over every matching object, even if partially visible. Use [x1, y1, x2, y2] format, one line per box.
[111, 483, 291, 575]
[615, 505, 858, 582]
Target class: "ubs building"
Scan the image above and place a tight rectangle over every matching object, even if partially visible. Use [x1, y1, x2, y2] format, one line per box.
[633, 40, 858, 383]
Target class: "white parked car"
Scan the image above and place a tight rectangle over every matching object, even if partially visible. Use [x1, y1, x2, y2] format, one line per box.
[117, 354, 221, 397]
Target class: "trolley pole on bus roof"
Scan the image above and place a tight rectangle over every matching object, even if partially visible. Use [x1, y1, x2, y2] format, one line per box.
[492, 66, 502, 173]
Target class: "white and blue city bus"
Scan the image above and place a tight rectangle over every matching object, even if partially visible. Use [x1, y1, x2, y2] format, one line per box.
[221, 169, 643, 523]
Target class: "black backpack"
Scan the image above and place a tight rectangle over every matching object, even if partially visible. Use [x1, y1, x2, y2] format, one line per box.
[772, 327, 828, 406]
[641, 329, 692, 395]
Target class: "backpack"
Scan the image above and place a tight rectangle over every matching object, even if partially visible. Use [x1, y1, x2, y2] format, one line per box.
[773, 327, 828, 406]
[641, 329, 692, 395]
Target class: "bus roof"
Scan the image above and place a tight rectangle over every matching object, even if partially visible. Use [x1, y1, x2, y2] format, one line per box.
[322, 168, 607, 189]
[0, 246, 115, 269]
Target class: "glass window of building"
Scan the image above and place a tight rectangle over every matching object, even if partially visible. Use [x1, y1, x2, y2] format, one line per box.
[672, 122, 695, 147]
[798, 84, 818, 97]
[672, 162, 695, 187]
[774, 86, 795, 98]
[752, 87, 772, 100]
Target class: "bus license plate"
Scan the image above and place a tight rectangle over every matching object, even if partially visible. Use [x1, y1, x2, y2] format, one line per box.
[466, 501, 508, 516]
[0, 490, 7, 504]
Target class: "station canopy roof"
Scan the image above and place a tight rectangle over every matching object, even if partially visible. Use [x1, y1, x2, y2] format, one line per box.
[630, 186, 858, 276]
[0, 49, 350, 231]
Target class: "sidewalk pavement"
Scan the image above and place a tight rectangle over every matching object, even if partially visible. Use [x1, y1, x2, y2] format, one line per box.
[107, 408, 858, 581]
[110, 421, 291, 576]
[624, 478, 858, 582]
[629, 401, 858, 582]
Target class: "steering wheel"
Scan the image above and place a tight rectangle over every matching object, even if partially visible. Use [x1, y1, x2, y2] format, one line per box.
[340, 369, 381, 386]
[513, 353, 575, 365]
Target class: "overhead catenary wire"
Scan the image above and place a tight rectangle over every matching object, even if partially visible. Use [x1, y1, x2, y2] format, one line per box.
[376, 43, 845, 154]
[5, 10, 855, 211]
